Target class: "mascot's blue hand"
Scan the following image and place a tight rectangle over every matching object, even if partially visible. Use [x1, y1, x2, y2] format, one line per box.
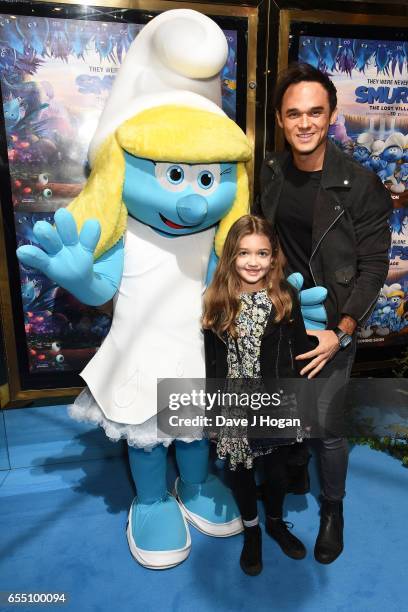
[287, 272, 328, 330]
[205, 247, 219, 287]
[301, 304, 327, 330]
[287, 272, 303, 292]
[302, 318, 326, 331]
[16, 208, 124, 306]
[299, 286, 328, 306]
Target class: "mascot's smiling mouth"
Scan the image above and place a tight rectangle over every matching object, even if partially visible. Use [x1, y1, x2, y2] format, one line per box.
[159, 213, 191, 229]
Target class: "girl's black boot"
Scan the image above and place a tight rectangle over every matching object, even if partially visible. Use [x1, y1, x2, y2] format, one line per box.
[264, 484, 306, 560]
[240, 525, 262, 576]
[265, 517, 306, 559]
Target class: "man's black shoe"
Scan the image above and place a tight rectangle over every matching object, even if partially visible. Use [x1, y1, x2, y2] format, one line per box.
[265, 517, 306, 560]
[314, 499, 344, 564]
[240, 525, 262, 576]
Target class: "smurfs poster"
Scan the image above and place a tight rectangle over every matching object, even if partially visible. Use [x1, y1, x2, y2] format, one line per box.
[0, 11, 238, 376]
[297, 34, 408, 346]
[2, 14, 142, 375]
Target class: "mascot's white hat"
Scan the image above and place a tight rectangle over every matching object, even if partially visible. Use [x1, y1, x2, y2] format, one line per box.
[69, 9, 252, 259]
[90, 9, 229, 165]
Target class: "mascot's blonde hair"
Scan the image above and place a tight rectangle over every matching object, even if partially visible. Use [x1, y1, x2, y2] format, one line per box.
[67, 105, 252, 259]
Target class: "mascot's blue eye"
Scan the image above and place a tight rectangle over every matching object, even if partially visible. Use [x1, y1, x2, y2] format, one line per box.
[167, 165, 184, 184]
[197, 170, 214, 190]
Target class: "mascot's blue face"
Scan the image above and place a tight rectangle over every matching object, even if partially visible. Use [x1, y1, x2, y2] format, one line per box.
[122, 153, 237, 236]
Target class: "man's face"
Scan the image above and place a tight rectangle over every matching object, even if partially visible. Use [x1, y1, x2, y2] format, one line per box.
[276, 81, 337, 160]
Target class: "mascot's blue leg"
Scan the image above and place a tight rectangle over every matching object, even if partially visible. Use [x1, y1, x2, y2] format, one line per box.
[174, 439, 243, 537]
[127, 444, 191, 569]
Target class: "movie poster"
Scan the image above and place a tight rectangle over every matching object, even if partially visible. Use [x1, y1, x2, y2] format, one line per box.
[1, 14, 238, 375]
[298, 35, 408, 347]
[221, 30, 238, 120]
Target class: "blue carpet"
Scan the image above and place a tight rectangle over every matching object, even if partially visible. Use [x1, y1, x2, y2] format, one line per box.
[3, 405, 125, 469]
[0, 412, 9, 471]
[0, 439, 407, 611]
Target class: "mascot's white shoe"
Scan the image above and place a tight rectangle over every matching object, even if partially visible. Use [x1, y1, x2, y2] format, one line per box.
[126, 494, 191, 569]
[175, 474, 243, 537]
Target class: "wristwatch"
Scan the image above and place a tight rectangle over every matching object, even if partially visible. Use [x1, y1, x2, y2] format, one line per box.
[333, 327, 353, 350]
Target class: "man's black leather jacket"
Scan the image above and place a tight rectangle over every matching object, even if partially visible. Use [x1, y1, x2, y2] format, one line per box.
[253, 139, 393, 329]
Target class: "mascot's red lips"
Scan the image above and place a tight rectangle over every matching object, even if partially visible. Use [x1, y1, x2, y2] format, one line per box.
[159, 213, 188, 229]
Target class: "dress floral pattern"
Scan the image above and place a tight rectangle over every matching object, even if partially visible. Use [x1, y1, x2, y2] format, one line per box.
[217, 289, 278, 470]
[226, 289, 271, 378]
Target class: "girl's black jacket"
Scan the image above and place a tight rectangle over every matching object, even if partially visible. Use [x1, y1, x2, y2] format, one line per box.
[204, 285, 317, 382]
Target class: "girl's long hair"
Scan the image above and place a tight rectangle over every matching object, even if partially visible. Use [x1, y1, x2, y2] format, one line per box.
[202, 215, 293, 337]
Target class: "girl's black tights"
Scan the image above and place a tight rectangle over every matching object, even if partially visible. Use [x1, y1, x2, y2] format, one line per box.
[231, 445, 290, 521]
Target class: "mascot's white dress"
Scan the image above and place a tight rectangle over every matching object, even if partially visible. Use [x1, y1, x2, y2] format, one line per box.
[79, 216, 214, 432]
[17, 9, 253, 569]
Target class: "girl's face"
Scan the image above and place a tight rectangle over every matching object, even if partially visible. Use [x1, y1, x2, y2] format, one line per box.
[235, 233, 273, 292]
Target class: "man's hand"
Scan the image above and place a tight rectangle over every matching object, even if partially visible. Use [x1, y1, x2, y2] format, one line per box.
[296, 329, 340, 379]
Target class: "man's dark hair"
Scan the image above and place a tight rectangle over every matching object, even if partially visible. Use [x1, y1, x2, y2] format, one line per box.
[274, 62, 337, 114]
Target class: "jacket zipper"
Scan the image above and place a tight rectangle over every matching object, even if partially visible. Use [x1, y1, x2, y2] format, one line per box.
[275, 327, 282, 379]
[288, 338, 294, 371]
[309, 209, 345, 286]
[307, 198, 379, 324]
[359, 289, 381, 323]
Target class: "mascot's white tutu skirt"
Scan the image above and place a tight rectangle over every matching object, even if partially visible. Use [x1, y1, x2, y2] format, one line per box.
[69, 387, 205, 449]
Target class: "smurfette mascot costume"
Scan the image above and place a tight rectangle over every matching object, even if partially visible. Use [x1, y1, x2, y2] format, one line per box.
[17, 10, 252, 570]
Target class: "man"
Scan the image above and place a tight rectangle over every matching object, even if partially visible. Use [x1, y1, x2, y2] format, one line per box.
[254, 62, 392, 564]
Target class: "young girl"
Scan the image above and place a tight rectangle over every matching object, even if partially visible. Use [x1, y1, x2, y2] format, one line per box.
[202, 214, 315, 576]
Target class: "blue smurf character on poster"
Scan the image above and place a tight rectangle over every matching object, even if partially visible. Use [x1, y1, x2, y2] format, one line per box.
[368, 290, 390, 337]
[386, 286, 405, 332]
[394, 162, 408, 193]
[379, 132, 404, 190]
[369, 153, 387, 175]
[360, 289, 388, 338]
[366, 139, 387, 177]
[352, 132, 373, 168]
